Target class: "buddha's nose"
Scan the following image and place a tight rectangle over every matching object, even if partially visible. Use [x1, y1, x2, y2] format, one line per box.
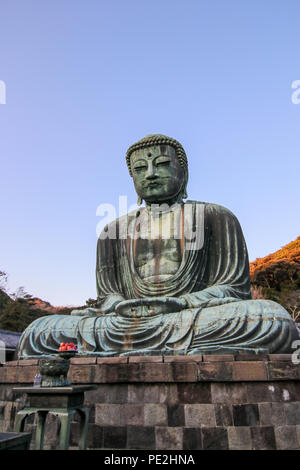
[145, 163, 158, 179]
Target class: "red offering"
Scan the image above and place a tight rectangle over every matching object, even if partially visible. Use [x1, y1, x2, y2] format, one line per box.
[58, 342, 78, 352]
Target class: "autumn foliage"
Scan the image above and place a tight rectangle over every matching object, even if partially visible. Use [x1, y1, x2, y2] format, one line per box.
[250, 237, 300, 321]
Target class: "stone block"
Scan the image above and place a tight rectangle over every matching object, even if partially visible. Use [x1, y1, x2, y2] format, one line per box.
[155, 426, 183, 450]
[103, 426, 127, 449]
[94, 364, 128, 383]
[233, 404, 259, 426]
[170, 362, 198, 382]
[0, 369, 6, 382]
[17, 366, 38, 384]
[267, 361, 298, 380]
[233, 362, 267, 381]
[70, 365, 95, 383]
[203, 354, 235, 362]
[211, 383, 248, 404]
[183, 428, 202, 450]
[143, 363, 173, 382]
[5, 367, 18, 383]
[87, 424, 103, 449]
[167, 404, 185, 427]
[198, 362, 233, 381]
[127, 426, 155, 450]
[127, 384, 147, 403]
[227, 426, 252, 450]
[246, 383, 271, 403]
[4, 361, 19, 367]
[201, 427, 228, 450]
[235, 354, 268, 362]
[70, 357, 97, 365]
[248, 381, 299, 403]
[268, 354, 292, 362]
[164, 355, 202, 363]
[86, 384, 128, 404]
[95, 404, 121, 426]
[184, 404, 216, 427]
[120, 404, 144, 426]
[98, 363, 172, 383]
[274, 425, 299, 450]
[250, 426, 276, 450]
[258, 403, 286, 426]
[97, 357, 128, 364]
[18, 359, 39, 366]
[128, 356, 163, 363]
[215, 404, 233, 426]
[284, 402, 300, 425]
[127, 384, 172, 404]
[177, 383, 211, 404]
[144, 404, 167, 426]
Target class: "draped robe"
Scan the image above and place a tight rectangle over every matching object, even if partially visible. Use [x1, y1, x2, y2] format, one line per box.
[17, 202, 299, 357]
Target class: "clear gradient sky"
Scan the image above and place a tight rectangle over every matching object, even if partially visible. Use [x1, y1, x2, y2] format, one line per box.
[0, 0, 299, 306]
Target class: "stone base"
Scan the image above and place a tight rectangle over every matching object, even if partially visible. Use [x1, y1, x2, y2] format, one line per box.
[1, 354, 300, 450]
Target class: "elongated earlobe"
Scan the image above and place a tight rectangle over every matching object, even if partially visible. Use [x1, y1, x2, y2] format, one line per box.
[137, 196, 143, 206]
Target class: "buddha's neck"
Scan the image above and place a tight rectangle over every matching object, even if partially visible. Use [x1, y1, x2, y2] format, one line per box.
[145, 198, 184, 211]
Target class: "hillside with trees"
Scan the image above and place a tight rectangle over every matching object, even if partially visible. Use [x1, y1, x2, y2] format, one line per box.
[250, 236, 300, 322]
[0, 272, 76, 332]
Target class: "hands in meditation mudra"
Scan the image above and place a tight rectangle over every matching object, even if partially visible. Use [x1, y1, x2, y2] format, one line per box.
[18, 134, 299, 357]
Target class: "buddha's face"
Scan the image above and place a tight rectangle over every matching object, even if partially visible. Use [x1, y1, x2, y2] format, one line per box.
[130, 144, 185, 203]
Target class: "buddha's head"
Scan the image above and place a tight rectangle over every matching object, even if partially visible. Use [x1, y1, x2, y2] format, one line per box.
[126, 134, 189, 205]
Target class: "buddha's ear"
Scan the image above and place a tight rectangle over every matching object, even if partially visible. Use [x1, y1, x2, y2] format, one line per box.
[137, 196, 143, 206]
[181, 169, 189, 200]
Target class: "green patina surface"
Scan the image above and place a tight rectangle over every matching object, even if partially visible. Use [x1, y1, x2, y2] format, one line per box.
[17, 135, 299, 358]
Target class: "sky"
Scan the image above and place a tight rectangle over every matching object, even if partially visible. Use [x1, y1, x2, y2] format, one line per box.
[0, 0, 299, 306]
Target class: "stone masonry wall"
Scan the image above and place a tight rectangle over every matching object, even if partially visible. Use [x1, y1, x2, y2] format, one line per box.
[1, 354, 300, 450]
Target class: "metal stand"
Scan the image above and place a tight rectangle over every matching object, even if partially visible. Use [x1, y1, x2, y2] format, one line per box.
[13, 385, 96, 450]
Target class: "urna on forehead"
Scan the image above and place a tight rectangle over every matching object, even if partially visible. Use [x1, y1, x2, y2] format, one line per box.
[130, 144, 176, 159]
[126, 134, 188, 176]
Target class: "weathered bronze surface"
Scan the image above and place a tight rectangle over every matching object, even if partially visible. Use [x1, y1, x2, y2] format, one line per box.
[39, 357, 71, 387]
[13, 386, 95, 450]
[17, 134, 299, 357]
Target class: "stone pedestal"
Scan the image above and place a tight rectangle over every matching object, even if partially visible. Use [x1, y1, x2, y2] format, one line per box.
[1, 354, 300, 450]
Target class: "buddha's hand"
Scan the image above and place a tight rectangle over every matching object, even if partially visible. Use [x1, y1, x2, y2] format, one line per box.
[70, 295, 125, 316]
[98, 294, 126, 315]
[71, 307, 100, 317]
[115, 296, 187, 318]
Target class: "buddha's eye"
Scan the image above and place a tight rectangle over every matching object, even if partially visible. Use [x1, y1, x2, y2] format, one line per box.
[156, 161, 170, 167]
[133, 165, 147, 172]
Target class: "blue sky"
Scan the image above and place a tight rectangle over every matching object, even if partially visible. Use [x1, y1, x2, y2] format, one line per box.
[0, 0, 299, 306]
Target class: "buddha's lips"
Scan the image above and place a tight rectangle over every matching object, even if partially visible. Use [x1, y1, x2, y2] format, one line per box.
[145, 182, 161, 188]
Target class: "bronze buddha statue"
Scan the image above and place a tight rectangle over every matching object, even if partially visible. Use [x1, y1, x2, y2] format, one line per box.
[18, 134, 299, 357]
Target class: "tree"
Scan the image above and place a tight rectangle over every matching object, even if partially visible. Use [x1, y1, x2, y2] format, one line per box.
[0, 271, 8, 293]
[85, 298, 98, 308]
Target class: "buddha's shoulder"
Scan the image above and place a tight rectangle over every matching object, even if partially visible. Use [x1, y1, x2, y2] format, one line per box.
[185, 200, 239, 221]
[100, 209, 140, 232]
